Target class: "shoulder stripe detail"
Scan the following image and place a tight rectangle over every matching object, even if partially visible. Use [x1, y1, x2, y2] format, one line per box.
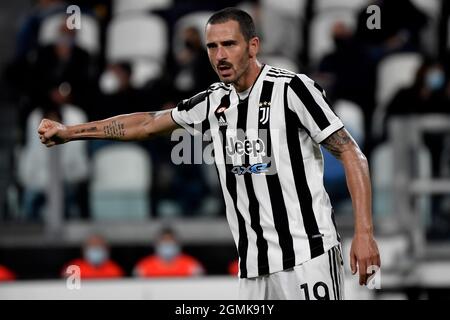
[268, 67, 296, 76]
[266, 74, 295, 79]
[209, 83, 232, 92]
[178, 90, 209, 112]
[288, 76, 331, 130]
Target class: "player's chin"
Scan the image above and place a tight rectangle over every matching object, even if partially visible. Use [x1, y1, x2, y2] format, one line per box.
[219, 75, 234, 84]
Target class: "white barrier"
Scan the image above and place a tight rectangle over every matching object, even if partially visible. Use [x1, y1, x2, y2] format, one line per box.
[0, 276, 238, 300]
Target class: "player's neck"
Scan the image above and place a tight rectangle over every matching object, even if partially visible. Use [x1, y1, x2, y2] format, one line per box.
[233, 60, 262, 93]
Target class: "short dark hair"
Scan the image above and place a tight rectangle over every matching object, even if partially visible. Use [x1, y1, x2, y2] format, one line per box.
[207, 7, 256, 41]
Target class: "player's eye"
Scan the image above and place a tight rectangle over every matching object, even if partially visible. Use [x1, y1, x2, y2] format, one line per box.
[222, 41, 236, 47]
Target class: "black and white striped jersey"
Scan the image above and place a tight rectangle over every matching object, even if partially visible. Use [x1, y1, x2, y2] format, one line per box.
[171, 64, 344, 278]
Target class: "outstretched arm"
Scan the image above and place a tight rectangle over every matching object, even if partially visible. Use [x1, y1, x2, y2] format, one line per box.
[38, 109, 178, 147]
[321, 128, 380, 286]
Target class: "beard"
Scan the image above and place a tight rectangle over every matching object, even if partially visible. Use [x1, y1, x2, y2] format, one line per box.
[213, 46, 250, 85]
[217, 58, 249, 85]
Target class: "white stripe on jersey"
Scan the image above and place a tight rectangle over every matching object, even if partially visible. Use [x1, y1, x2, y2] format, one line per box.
[171, 64, 344, 278]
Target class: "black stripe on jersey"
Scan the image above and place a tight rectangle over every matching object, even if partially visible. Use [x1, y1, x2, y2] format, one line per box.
[332, 247, 341, 300]
[201, 89, 211, 136]
[283, 83, 325, 259]
[313, 82, 338, 117]
[217, 94, 248, 278]
[236, 97, 270, 276]
[289, 76, 330, 130]
[177, 91, 210, 112]
[331, 208, 341, 242]
[328, 250, 337, 299]
[259, 80, 296, 270]
[313, 81, 325, 94]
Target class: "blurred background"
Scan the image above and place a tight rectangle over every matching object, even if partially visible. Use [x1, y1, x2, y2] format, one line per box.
[0, 0, 449, 300]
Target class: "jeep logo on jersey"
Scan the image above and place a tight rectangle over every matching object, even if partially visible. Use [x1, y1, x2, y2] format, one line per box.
[259, 101, 270, 124]
[226, 137, 265, 157]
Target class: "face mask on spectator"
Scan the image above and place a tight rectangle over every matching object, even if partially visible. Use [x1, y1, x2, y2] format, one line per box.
[156, 242, 180, 261]
[85, 246, 107, 266]
[425, 69, 445, 91]
[100, 70, 121, 94]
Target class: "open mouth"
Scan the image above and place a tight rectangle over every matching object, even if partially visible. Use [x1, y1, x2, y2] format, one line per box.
[217, 64, 232, 76]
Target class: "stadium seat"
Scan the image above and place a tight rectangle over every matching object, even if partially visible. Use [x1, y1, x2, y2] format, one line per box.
[314, 0, 369, 13]
[106, 14, 168, 86]
[334, 100, 364, 145]
[90, 144, 152, 220]
[259, 0, 306, 60]
[260, 0, 306, 16]
[309, 9, 357, 66]
[38, 13, 100, 55]
[372, 53, 422, 138]
[371, 141, 431, 225]
[409, 0, 441, 18]
[172, 11, 213, 59]
[113, 0, 173, 16]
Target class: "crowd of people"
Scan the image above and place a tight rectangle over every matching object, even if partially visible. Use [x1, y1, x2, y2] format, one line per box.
[2, 0, 450, 225]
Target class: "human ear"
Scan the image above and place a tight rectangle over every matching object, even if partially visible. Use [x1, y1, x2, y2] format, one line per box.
[248, 37, 259, 58]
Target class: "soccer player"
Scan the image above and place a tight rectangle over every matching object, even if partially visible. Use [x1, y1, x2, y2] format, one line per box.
[38, 8, 380, 299]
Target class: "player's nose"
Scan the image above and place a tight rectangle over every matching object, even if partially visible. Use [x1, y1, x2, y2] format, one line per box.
[216, 46, 227, 61]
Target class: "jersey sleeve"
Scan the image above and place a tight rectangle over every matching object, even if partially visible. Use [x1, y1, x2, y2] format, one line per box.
[286, 74, 344, 144]
[171, 90, 210, 136]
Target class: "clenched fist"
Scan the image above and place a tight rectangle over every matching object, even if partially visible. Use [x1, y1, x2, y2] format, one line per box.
[38, 119, 69, 147]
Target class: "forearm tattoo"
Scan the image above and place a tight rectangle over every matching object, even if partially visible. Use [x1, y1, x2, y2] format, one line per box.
[103, 120, 125, 139]
[74, 127, 98, 134]
[321, 128, 354, 159]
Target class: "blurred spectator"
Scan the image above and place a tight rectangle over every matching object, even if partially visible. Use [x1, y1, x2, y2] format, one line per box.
[62, 234, 124, 279]
[150, 25, 217, 217]
[95, 62, 157, 120]
[315, 21, 376, 149]
[14, 0, 67, 60]
[355, 0, 428, 62]
[385, 60, 449, 129]
[0, 265, 16, 281]
[171, 26, 217, 101]
[4, 0, 67, 99]
[384, 59, 450, 239]
[133, 227, 205, 277]
[28, 20, 96, 119]
[384, 59, 450, 172]
[17, 104, 89, 220]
